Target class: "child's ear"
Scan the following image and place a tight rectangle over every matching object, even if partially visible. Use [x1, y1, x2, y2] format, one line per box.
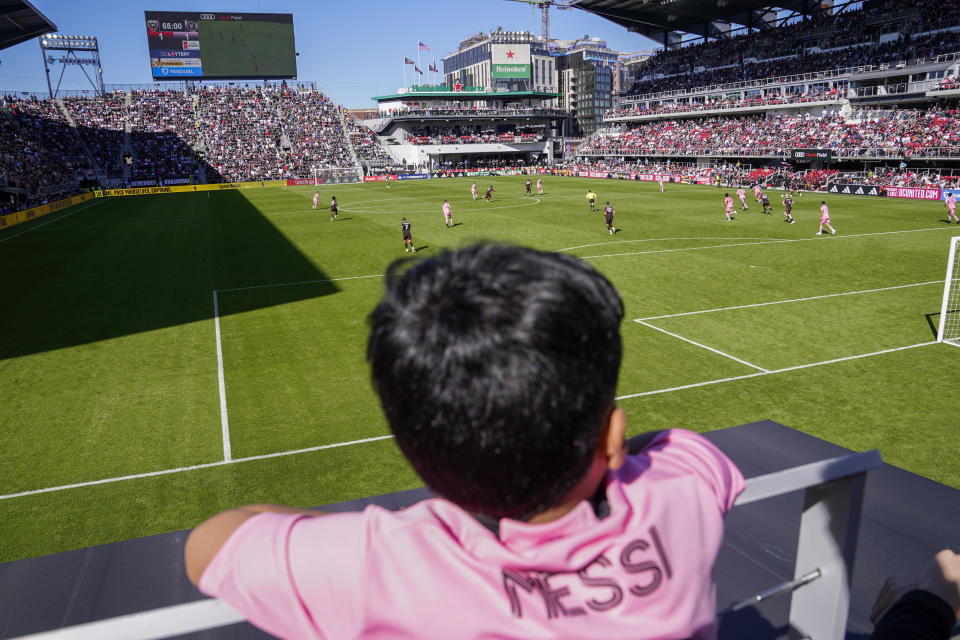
[604, 407, 627, 471]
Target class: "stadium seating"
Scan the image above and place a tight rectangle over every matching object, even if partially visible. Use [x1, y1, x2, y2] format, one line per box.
[622, 1, 960, 99]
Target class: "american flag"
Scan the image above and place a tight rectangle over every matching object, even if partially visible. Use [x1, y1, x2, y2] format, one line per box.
[414, 65, 423, 74]
[418, 41, 429, 51]
[428, 62, 438, 73]
[404, 57, 414, 65]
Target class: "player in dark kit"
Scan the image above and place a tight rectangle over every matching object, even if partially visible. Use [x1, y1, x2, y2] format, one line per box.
[330, 196, 339, 222]
[484, 185, 494, 201]
[401, 218, 416, 253]
[603, 201, 617, 234]
[783, 195, 796, 224]
[760, 192, 773, 215]
[525, 179, 532, 195]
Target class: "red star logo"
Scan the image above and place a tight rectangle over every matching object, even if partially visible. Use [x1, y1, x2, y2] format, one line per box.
[453, 82, 463, 91]
[506, 49, 515, 59]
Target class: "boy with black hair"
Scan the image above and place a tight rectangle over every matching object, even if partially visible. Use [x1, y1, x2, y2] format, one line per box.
[185, 244, 744, 639]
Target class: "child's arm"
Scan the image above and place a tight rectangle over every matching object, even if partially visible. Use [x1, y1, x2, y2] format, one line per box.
[185, 504, 326, 586]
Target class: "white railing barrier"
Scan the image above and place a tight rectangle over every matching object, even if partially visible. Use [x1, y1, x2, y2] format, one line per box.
[12, 450, 882, 640]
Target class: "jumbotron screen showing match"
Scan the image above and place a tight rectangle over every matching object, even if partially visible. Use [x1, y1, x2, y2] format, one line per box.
[145, 11, 296, 80]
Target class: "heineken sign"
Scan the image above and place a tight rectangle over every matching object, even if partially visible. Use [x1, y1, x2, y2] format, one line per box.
[492, 44, 531, 79]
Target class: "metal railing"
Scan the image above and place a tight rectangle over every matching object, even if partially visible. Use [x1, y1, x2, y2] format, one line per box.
[11, 450, 883, 640]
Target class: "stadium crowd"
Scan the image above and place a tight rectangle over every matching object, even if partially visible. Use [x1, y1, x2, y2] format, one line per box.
[623, 0, 960, 99]
[579, 107, 960, 159]
[607, 87, 842, 118]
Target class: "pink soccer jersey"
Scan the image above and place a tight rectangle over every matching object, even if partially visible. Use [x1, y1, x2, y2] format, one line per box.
[736, 188, 746, 201]
[753, 185, 762, 196]
[200, 429, 744, 640]
[820, 204, 830, 221]
[725, 196, 734, 211]
[948, 195, 957, 212]
[471, 184, 478, 194]
[443, 202, 452, 218]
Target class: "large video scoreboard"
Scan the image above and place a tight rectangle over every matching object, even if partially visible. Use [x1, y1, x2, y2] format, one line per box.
[145, 11, 296, 80]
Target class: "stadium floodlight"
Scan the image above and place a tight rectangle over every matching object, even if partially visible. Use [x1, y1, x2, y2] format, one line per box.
[937, 235, 960, 347]
[38, 33, 105, 97]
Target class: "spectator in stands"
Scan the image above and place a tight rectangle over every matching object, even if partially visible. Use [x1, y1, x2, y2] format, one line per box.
[870, 548, 960, 640]
[185, 243, 745, 639]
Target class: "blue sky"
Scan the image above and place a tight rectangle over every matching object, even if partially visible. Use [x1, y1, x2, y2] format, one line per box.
[0, 0, 659, 107]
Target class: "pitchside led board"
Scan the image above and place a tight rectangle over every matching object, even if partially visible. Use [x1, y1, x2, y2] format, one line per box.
[491, 44, 531, 79]
[145, 11, 296, 80]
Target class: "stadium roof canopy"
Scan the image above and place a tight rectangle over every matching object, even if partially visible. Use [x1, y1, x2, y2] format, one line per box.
[574, 0, 827, 47]
[0, 0, 56, 50]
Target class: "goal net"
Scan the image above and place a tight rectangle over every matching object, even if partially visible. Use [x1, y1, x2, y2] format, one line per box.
[937, 236, 960, 346]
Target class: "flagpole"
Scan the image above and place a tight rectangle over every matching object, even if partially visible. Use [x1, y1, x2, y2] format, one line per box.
[403, 58, 406, 90]
[417, 41, 421, 82]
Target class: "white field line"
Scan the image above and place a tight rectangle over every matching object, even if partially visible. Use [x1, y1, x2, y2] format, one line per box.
[557, 236, 780, 252]
[639, 280, 943, 321]
[212, 291, 231, 462]
[635, 320, 768, 372]
[0, 199, 104, 244]
[0, 340, 940, 502]
[0, 435, 396, 502]
[616, 341, 937, 401]
[218, 273, 384, 294]
[579, 226, 957, 260]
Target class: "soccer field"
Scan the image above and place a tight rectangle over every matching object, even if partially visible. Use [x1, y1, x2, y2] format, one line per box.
[1, 177, 958, 563]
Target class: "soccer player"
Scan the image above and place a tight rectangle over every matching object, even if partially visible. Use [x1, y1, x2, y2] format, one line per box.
[603, 201, 616, 234]
[442, 200, 453, 228]
[484, 185, 494, 201]
[471, 183, 478, 200]
[401, 217, 415, 253]
[586, 189, 597, 212]
[736, 187, 748, 210]
[783, 194, 796, 224]
[945, 192, 958, 223]
[536, 178, 543, 194]
[330, 196, 338, 222]
[760, 191, 773, 215]
[312, 191, 319, 210]
[385, 176, 391, 189]
[724, 193, 735, 221]
[658, 176, 664, 193]
[816, 200, 837, 235]
[753, 184, 763, 203]
[525, 179, 532, 196]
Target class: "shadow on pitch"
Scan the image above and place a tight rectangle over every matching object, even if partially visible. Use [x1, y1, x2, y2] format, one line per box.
[0, 187, 339, 360]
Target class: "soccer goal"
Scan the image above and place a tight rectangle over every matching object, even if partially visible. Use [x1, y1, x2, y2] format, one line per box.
[937, 236, 960, 347]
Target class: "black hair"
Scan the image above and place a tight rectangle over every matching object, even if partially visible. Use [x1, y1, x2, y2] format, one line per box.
[367, 244, 624, 521]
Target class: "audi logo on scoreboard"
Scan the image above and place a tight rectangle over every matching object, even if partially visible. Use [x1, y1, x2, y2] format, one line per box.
[791, 149, 833, 161]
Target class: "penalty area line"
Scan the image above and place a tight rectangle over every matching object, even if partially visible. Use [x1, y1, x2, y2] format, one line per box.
[1, 341, 939, 501]
[0, 435, 396, 502]
[635, 320, 768, 372]
[615, 341, 937, 401]
[212, 291, 231, 462]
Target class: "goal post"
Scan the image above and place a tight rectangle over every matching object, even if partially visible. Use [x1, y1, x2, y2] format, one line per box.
[937, 236, 960, 346]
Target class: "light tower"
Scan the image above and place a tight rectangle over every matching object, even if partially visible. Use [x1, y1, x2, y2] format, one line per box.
[502, 0, 579, 42]
[38, 34, 106, 98]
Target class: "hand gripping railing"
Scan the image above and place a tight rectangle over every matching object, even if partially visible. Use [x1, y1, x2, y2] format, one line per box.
[11, 450, 882, 640]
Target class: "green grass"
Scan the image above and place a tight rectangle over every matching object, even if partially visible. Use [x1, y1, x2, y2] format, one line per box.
[1, 177, 958, 563]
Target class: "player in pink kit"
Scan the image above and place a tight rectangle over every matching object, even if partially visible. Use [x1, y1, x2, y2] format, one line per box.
[471, 183, 478, 200]
[186, 244, 744, 640]
[658, 176, 665, 193]
[753, 184, 762, 202]
[724, 193, 735, 221]
[312, 191, 319, 210]
[945, 192, 958, 223]
[442, 199, 453, 228]
[816, 200, 837, 235]
[536, 178, 543, 194]
[736, 187, 749, 210]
